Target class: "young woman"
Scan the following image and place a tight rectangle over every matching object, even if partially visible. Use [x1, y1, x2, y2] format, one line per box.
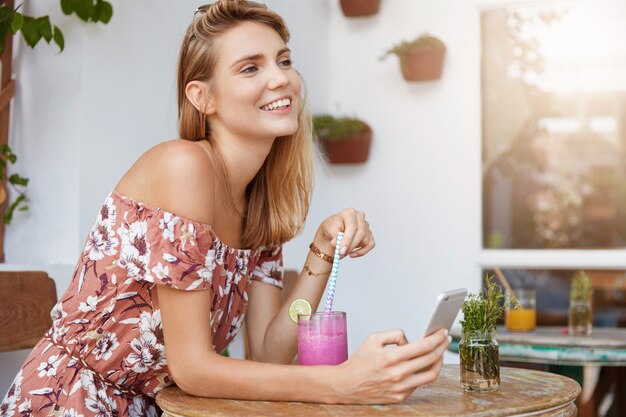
[0, 1, 450, 415]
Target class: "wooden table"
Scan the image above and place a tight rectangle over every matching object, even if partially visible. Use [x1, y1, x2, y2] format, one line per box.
[449, 327, 626, 417]
[156, 365, 580, 417]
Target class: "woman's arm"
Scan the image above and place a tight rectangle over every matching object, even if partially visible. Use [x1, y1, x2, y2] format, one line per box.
[158, 284, 450, 404]
[159, 284, 337, 402]
[244, 248, 331, 364]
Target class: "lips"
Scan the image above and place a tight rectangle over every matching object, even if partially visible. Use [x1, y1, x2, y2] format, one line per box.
[260, 96, 292, 111]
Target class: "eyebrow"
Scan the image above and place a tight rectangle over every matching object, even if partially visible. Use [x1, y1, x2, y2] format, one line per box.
[230, 47, 291, 68]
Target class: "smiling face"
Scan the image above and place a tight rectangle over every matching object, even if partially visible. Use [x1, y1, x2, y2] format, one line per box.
[205, 21, 301, 143]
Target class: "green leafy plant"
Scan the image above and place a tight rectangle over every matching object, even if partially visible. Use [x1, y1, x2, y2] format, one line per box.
[380, 33, 446, 60]
[459, 275, 519, 389]
[312, 114, 367, 142]
[460, 274, 517, 334]
[1, 0, 113, 53]
[0, 0, 112, 224]
[570, 270, 593, 301]
[0, 144, 27, 224]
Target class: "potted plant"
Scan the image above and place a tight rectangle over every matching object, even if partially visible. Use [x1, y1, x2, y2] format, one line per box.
[381, 34, 446, 81]
[339, 0, 381, 17]
[569, 271, 593, 336]
[459, 275, 518, 392]
[312, 114, 372, 164]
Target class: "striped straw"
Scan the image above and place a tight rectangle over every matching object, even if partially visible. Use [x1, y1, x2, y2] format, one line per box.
[324, 232, 344, 315]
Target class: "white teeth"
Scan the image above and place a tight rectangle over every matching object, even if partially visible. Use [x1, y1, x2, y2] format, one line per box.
[261, 98, 291, 111]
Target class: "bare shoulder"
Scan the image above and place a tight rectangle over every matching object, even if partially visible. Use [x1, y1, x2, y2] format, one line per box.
[116, 140, 216, 224]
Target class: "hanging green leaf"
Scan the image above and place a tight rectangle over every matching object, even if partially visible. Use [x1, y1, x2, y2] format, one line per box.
[0, 144, 16, 165]
[37, 16, 53, 43]
[5, 194, 26, 224]
[11, 12, 23, 34]
[98, 1, 113, 24]
[8, 174, 29, 187]
[92, 0, 102, 22]
[20, 16, 42, 48]
[73, 0, 95, 22]
[60, 0, 74, 15]
[53, 26, 64, 52]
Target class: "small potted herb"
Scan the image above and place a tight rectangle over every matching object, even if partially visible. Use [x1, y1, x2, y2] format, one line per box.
[459, 275, 517, 392]
[312, 114, 372, 164]
[569, 271, 593, 336]
[339, 0, 381, 17]
[380, 34, 446, 81]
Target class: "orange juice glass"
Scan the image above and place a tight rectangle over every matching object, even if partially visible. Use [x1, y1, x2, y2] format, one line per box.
[505, 288, 536, 331]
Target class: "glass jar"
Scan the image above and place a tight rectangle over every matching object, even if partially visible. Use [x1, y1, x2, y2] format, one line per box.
[569, 299, 592, 336]
[459, 330, 500, 392]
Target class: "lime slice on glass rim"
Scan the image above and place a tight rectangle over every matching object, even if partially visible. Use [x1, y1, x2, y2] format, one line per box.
[289, 298, 312, 324]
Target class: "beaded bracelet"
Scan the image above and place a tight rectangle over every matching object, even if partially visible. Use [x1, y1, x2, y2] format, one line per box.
[309, 242, 334, 263]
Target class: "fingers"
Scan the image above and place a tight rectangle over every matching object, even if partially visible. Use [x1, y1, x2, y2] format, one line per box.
[348, 329, 447, 405]
[335, 209, 358, 256]
[350, 230, 375, 258]
[351, 211, 367, 253]
[396, 335, 450, 376]
[392, 329, 449, 362]
[399, 356, 444, 391]
[334, 209, 370, 257]
[369, 329, 409, 347]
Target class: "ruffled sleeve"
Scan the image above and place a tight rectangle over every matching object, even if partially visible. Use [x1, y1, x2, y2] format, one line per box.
[109, 192, 223, 291]
[250, 244, 284, 289]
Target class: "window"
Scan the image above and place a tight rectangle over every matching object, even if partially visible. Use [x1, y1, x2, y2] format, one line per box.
[481, 1, 626, 249]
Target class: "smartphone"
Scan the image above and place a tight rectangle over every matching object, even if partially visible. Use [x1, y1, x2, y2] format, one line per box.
[422, 288, 467, 338]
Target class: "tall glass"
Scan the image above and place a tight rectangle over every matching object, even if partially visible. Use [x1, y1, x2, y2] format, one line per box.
[298, 311, 348, 365]
[505, 288, 537, 331]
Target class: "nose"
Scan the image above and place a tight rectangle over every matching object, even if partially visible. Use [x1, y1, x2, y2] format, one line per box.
[267, 63, 289, 90]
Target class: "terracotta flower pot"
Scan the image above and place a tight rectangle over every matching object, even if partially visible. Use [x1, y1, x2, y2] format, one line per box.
[320, 125, 372, 164]
[339, 0, 381, 17]
[399, 47, 446, 81]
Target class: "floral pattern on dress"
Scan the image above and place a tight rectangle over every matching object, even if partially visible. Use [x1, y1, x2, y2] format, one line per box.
[0, 190, 283, 417]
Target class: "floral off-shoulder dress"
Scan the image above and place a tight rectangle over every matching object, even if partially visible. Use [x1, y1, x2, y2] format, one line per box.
[0, 190, 283, 417]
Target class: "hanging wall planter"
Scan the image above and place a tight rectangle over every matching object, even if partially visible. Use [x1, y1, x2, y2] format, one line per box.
[339, 0, 381, 17]
[313, 115, 372, 164]
[381, 34, 446, 81]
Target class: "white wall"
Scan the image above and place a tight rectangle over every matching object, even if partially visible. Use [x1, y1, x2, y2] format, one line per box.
[316, 0, 483, 347]
[2, 0, 484, 393]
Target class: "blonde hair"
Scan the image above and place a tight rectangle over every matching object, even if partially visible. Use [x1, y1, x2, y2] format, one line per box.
[177, 0, 314, 248]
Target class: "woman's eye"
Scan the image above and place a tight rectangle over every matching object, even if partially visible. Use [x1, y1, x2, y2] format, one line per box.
[242, 65, 258, 74]
[279, 59, 292, 67]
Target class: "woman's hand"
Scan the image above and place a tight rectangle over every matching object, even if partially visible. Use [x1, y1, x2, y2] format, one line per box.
[332, 328, 450, 404]
[314, 209, 375, 259]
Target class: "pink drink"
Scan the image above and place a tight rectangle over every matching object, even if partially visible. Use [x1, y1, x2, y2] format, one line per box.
[298, 311, 348, 365]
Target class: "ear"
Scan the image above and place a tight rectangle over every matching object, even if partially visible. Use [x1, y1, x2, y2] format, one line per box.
[185, 81, 216, 115]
